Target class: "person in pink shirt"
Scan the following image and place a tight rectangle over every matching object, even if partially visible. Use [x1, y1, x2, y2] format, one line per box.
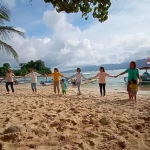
[90, 67, 114, 96]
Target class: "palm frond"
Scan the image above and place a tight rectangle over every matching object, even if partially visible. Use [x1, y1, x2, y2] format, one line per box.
[0, 40, 19, 62]
[0, 26, 26, 40]
[0, 4, 10, 24]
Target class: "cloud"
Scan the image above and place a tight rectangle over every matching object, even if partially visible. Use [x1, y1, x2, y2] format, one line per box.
[2, 0, 16, 8]
[0, 0, 150, 71]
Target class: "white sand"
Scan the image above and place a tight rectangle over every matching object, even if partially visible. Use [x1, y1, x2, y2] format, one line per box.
[0, 84, 150, 150]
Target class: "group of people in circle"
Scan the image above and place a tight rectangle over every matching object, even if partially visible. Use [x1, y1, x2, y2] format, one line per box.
[0, 61, 141, 101]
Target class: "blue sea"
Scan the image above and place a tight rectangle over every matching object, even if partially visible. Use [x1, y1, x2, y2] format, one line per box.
[25, 69, 149, 91]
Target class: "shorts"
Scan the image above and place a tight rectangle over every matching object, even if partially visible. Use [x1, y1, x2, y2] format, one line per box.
[62, 89, 66, 94]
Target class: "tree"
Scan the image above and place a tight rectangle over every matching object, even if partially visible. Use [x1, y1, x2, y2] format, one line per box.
[0, 63, 10, 76]
[0, 4, 25, 61]
[42, 0, 111, 22]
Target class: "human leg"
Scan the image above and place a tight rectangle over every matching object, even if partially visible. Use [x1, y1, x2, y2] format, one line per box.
[102, 83, 106, 96]
[33, 83, 37, 93]
[77, 82, 81, 94]
[56, 81, 60, 94]
[127, 82, 131, 99]
[99, 84, 102, 96]
[6, 82, 10, 93]
[10, 82, 14, 93]
[31, 83, 35, 93]
[53, 82, 57, 94]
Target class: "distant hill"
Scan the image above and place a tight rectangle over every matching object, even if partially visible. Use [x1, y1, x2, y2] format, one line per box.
[63, 59, 148, 72]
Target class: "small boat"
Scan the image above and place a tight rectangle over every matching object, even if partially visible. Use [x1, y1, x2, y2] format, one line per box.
[40, 79, 53, 86]
[71, 79, 97, 86]
[139, 66, 150, 84]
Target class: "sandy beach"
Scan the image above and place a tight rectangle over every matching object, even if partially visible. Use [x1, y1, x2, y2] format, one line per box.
[0, 84, 150, 150]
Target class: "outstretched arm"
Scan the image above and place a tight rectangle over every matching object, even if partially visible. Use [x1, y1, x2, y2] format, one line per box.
[81, 74, 88, 80]
[13, 73, 22, 78]
[0, 75, 6, 81]
[89, 73, 99, 80]
[105, 73, 114, 78]
[46, 73, 54, 76]
[114, 71, 126, 78]
[59, 73, 70, 79]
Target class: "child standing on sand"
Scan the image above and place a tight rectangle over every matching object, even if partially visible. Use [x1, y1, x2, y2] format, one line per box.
[61, 79, 67, 94]
[130, 79, 139, 101]
[47, 68, 69, 94]
[72, 68, 87, 95]
[24, 68, 42, 94]
[90, 67, 114, 96]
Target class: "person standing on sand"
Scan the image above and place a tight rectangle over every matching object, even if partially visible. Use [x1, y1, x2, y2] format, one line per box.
[114, 61, 141, 100]
[61, 79, 67, 94]
[24, 68, 43, 94]
[89, 67, 114, 96]
[71, 68, 88, 95]
[0, 68, 21, 94]
[130, 79, 139, 101]
[46, 68, 69, 94]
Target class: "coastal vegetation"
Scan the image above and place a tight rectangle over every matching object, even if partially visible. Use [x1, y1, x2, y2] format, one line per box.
[0, 60, 51, 76]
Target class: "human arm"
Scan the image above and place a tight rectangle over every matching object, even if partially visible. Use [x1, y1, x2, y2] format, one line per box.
[105, 73, 114, 78]
[89, 73, 99, 80]
[0, 75, 7, 81]
[137, 69, 142, 83]
[114, 71, 127, 78]
[59, 73, 70, 79]
[13, 73, 23, 78]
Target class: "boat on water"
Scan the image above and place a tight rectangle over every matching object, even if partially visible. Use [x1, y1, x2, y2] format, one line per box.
[40, 79, 53, 86]
[70, 72, 97, 86]
[139, 66, 150, 84]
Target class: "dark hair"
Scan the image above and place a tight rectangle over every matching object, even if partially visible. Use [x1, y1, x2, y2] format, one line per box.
[132, 79, 137, 84]
[54, 68, 59, 72]
[62, 79, 64, 81]
[77, 68, 81, 72]
[100, 67, 105, 72]
[130, 61, 136, 69]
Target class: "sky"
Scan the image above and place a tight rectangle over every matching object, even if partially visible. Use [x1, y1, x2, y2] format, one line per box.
[0, 0, 150, 70]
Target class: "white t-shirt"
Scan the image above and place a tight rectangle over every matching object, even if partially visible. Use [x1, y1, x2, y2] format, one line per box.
[6, 73, 14, 82]
[74, 73, 86, 82]
[25, 72, 41, 83]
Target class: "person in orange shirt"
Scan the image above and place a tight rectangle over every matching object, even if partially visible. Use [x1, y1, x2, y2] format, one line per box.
[47, 68, 69, 94]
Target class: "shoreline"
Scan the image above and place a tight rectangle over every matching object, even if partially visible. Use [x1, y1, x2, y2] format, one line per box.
[0, 82, 149, 95]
